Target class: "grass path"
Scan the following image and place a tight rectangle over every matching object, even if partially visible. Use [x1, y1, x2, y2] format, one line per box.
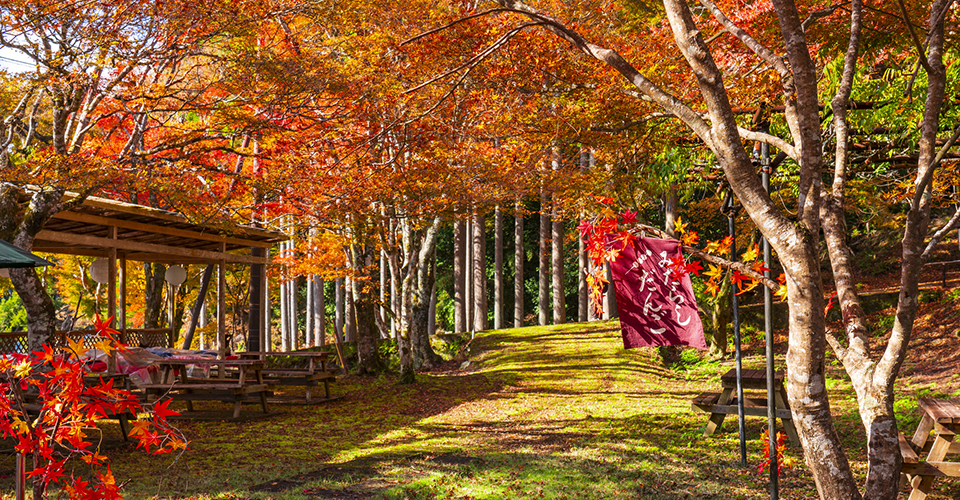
[4, 319, 958, 499]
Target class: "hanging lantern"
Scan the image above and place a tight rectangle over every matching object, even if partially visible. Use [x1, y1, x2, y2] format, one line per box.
[89, 258, 109, 284]
[165, 265, 187, 286]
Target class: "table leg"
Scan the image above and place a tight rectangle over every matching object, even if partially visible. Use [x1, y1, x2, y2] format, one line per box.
[179, 367, 194, 413]
[775, 387, 800, 446]
[256, 369, 269, 413]
[912, 415, 935, 450]
[704, 387, 733, 436]
[909, 475, 936, 500]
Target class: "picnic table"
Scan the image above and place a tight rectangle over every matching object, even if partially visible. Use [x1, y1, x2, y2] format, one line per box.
[237, 351, 338, 403]
[691, 368, 799, 446]
[139, 358, 270, 419]
[901, 398, 960, 499]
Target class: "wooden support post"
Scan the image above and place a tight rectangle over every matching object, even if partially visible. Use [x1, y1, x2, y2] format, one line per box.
[119, 255, 127, 343]
[108, 226, 117, 373]
[218, 243, 227, 376]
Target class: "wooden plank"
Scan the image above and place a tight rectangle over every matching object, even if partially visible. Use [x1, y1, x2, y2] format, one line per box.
[925, 461, 960, 477]
[36, 229, 268, 265]
[901, 431, 920, 463]
[52, 210, 275, 249]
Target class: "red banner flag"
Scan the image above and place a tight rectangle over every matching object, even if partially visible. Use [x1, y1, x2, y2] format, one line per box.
[609, 236, 707, 350]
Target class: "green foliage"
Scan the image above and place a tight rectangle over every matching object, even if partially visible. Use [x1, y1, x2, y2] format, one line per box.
[0, 290, 27, 332]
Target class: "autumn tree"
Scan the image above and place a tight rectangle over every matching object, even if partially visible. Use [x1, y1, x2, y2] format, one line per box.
[414, 0, 960, 497]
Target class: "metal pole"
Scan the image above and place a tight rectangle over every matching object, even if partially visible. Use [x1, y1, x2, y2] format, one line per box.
[762, 143, 779, 499]
[725, 189, 747, 467]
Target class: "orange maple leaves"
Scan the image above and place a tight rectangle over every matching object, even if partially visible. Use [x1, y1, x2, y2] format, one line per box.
[0, 318, 188, 499]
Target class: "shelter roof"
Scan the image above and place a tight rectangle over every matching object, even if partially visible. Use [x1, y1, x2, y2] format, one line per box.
[31, 194, 285, 265]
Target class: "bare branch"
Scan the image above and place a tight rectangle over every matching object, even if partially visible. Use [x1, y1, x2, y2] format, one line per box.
[737, 127, 797, 160]
[801, 3, 849, 31]
[896, 0, 935, 74]
[922, 207, 960, 261]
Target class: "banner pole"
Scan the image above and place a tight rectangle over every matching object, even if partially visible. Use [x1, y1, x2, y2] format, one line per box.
[761, 142, 779, 499]
[724, 190, 747, 467]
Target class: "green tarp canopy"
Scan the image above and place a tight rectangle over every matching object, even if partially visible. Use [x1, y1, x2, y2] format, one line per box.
[0, 240, 54, 269]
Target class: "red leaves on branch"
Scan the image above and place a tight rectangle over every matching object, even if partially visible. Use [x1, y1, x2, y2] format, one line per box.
[0, 319, 188, 498]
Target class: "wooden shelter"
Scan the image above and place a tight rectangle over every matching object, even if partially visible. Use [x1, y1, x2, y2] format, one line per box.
[3, 193, 286, 358]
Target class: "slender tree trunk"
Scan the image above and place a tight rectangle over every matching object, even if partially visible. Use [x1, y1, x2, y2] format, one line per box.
[143, 263, 166, 328]
[494, 207, 503, 330]
[344, 276, 356, 343]
[552, 203, 564, 325]
[602, 263, 617, 319]
[515, 204, 525, 328]
[473, 211, 488, 331]
[453, 219, 467, 333]
[465, 219, 474, 332]
[578, 150, 591, 322]
[352, 243, 382, 375]
[313, 276, 325, 346]
[412, 219, 444, 370]
[665, 184, 679, 238]
[539, 192, 550, 326]
[334, 277, 344, 344]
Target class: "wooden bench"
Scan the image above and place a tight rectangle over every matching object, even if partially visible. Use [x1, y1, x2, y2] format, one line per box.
[141, 358, 270, 419]
[237, 351, 338, 403]
[900, 399, 960, 499]
[691, 368, 799, 446]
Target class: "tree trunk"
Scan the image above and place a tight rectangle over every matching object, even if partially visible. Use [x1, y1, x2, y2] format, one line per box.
[143, 263, 166, 328]
[344, 276, 356, 343]
[453, 219, 467, 333]
[411, 219, 443, 370]
[473, 211, 488, 331]
[334, 277, 345, 344]
[494, 207, 503, 330]
[551, 202, 564, 325]
[514, 205, 524, 328]
[539, 192, 550, 326]
[352, 243, 382, 375]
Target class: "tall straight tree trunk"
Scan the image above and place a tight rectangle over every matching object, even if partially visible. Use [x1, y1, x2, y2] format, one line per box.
[412, 219, 444, 370]
[602, 263, 618, 320]
[428, 257, 437, 337]
[465, 218, 474, 332]
[453, 219, 467, 333]
[578, 150, 591, 322]
[380, 251, 388, 339]
[313, 276, 325, 346]
[473, 211, 488, 331]
[552, 204, 564, 325]
[280, 243, 290, 351]
[514, 204, 524, 328]
[143, 263, 166, 328]
[539, 191, 550, 326]
[665, 184, 679, 238]
[334, 277, 344, 344]
[494, 206, 504, 330]
[306, 274, 314, 346]
[352, 243, 382, 375]
[344, 275, 356, 342]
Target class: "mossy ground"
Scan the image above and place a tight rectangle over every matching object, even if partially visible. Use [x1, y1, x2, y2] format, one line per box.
[3, 312, 960, 499]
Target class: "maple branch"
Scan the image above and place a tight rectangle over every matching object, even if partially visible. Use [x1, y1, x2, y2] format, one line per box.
[922, 206, 960, 261]
[493, 0, 715, 147]
[403, 21, 543, 95]
[401, 9, 518, 46]
[626, 223, 781, 292]
[896, 0, 935, 75]
[913, 122, 960, 206]
[736, 127, 797, 160]
[801, 3, 849, 31]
